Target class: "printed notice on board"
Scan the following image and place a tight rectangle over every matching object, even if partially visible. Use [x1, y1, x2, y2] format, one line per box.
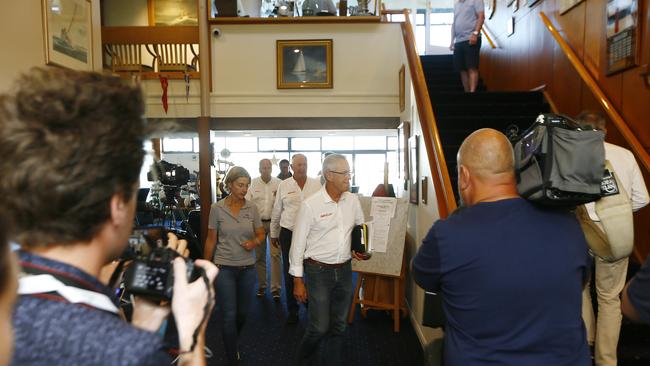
[370, 197, 397, 253]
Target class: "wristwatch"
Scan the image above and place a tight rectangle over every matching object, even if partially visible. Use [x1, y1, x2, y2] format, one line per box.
[472, 31, 479, 35]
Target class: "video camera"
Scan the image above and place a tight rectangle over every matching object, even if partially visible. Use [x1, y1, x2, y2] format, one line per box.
[122, 227, 205, 302]
[147, 160, 190, 188]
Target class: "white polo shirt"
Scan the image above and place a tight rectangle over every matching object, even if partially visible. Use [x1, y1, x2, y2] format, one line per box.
[270, 176, 321, 238]
[586, 142, 649, 221]
[288, 187, 365, 277]
[245, 176, 281, 220]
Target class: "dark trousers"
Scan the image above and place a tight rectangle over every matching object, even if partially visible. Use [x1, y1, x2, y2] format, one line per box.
[215, 265, 256, 365]
[297, 260, 353, 366]
[280, 227, 299, 314]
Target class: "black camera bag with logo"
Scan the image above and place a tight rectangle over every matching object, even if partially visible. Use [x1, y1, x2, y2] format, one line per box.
[512, 114, 606, 207]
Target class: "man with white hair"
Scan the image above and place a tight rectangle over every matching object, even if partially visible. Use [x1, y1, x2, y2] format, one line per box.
[270, 154, 321, 324]
[290, 154, 365, 365]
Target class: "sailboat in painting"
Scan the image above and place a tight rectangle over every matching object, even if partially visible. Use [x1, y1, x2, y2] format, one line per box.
[291, 50, 307, 80]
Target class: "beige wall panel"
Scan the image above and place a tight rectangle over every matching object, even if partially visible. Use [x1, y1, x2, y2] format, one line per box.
[0, 2, 46, 92]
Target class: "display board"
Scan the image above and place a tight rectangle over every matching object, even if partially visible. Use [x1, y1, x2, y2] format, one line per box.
[352, 196, 409, 277]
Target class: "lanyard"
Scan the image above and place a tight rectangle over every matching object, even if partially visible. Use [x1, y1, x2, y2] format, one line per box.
[18, 274, 119, 314]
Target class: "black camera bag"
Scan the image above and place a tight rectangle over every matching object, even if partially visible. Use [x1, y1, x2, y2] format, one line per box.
[513, 114, 605, 207]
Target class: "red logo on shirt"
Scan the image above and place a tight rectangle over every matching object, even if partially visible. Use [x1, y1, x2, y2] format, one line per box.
[320, 212, 333, 218]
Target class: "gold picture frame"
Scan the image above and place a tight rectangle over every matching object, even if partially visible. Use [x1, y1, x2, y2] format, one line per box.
[42, 0, 93, 70]
[277, 39, 333, 89]
[399, 65, 405, 112]
[147, 0, 198, 26]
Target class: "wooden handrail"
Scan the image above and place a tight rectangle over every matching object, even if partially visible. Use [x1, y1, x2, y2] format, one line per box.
[401, 10, 457, 218]
[101, 26, 199, 44]
[481, 25, 497, 49]
[540, 12, 650, 174]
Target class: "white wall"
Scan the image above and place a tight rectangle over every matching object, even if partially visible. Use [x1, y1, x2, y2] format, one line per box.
[143, 23, 403, 118]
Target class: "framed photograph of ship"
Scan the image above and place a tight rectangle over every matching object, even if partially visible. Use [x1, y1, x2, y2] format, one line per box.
[148, 0, 198, 26]
[42, 0, 93, 70]
[276, 39, 333, 89]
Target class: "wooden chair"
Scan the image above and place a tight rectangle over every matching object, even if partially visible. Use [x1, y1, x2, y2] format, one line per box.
[152, 43, 199, 72]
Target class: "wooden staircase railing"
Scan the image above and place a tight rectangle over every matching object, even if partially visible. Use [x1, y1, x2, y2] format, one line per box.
[541, 11, 650, 261]
[540, 12, 650, 174]
[399, 10, 457, 219]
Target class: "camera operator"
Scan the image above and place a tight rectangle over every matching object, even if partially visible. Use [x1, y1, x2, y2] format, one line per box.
[0, 67, 218, 366]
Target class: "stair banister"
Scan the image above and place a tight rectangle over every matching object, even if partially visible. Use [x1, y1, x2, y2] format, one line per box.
[540, 12, 650, 174]
[401, 10, 457, 218]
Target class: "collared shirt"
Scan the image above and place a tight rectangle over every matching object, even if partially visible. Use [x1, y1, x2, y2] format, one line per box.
[245, 176, 281, 220]
[270, 176, 321, 238]
[11, 252, 171, 366]
[288, 187, 365, 277]
[586, 142, 649, 221]
[208, 198, 263, 266]
[453, 0, 484, 43]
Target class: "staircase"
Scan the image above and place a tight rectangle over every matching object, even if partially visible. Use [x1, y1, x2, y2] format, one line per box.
[421, 54, 550, 198]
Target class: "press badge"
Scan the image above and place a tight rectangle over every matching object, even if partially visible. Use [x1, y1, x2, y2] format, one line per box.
[600, 169, 619, 197]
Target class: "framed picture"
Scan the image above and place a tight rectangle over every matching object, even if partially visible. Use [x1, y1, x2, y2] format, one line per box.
[409, 135, 419, 204]
[605, 0, 639, 74]
[398, 121, 410, 182]
[148, 0, 198, 26]
[399, 65, 405, 112]
[42, 0, 93, 71]
[277, 40, 333, 89]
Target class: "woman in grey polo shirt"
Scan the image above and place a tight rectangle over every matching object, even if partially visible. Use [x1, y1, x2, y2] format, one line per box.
[204, 166, 265, 365]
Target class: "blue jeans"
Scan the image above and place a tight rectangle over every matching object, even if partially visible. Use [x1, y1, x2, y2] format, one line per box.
[215, 265, 256, 364]
[298, 260, 353, 366]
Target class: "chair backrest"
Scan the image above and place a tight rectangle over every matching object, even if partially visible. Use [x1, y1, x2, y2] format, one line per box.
[154, 43, 190, 72]
[105, 44, 143, 72]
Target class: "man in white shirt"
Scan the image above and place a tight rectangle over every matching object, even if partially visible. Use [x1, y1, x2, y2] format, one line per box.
[270, 154, 321, 323]
[578, 111, 649, 366]
[290, 154, 365, 365]
[246, 159, 282, 299]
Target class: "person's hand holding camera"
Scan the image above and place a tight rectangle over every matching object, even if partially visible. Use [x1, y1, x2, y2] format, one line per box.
[130, 233, 191, 332]
[172, 257, 218, 364]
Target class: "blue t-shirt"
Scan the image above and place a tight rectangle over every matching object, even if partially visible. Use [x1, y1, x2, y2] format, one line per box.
[628, 255, 650, 324]
[413, 198, 591, 366]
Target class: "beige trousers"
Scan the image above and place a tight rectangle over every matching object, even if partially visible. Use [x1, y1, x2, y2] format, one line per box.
[255, 220, 282, 292]
[582, 256, 629, 366]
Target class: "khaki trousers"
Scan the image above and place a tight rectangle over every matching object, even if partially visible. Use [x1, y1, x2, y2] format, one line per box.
[582, 255, 628, 366]
[255, 220, 282, 292]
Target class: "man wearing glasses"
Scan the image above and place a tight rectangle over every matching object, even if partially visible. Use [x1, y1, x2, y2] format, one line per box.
[289, 154, 365, 365]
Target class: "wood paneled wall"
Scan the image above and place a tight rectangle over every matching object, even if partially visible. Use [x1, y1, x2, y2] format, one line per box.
[479, 0, 650, 260]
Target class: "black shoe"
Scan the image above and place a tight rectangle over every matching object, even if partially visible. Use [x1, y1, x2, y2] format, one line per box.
[256, 288, 266, 297]
[286, 311, 299, 324]
[272, 291, 281, 300]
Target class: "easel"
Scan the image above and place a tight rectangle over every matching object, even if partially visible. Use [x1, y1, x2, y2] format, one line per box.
[348, 251, 409, 332]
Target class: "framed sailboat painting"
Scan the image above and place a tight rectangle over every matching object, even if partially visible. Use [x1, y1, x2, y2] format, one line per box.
[42, 0, 93, 70]
[276, 39, 333, 89]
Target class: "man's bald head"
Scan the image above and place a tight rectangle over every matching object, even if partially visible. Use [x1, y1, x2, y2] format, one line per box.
[458, 128, 515, 180]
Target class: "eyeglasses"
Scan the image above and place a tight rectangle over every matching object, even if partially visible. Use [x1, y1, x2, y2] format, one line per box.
[329, 170, 354, 177]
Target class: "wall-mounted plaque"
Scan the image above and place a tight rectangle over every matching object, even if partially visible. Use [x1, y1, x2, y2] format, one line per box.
[606, 0, 639, 74]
